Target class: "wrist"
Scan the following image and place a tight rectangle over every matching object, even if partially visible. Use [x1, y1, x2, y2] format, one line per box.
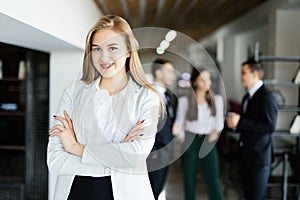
[67, 143, 85, 157]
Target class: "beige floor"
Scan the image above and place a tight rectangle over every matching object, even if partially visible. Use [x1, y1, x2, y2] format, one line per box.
[158, 152, 300, 200]
[160, 159, 241, 200]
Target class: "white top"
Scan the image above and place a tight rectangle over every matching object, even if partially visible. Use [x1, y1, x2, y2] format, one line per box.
[47, 76, 159, 200]
[175, 95, 224, 138]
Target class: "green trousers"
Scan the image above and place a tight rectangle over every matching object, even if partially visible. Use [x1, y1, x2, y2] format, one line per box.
[182, 132, 223, 200]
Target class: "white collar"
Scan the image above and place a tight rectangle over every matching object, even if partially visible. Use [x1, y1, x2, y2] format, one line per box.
[153, 83, 166, 96]
[248, 80, 263, 97]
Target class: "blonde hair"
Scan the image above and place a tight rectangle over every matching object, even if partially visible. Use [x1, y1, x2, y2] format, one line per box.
[81, 15, 165, 116]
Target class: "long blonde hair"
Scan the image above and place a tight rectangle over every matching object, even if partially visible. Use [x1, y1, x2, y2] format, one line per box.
[81, 15, 165, 115]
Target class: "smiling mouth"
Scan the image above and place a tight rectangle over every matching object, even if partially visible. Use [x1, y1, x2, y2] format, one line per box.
[100, 63, 113, 70]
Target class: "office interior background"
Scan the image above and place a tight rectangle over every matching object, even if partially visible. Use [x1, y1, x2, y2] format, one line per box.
[0, 0, 300, 199]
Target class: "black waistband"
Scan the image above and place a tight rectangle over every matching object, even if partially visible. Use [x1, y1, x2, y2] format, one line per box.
[74, 175, 111, 181]
[68, 176, 113, 200]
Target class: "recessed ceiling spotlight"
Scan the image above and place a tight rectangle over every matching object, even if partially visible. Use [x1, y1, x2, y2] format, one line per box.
[156, 47, 165, 55]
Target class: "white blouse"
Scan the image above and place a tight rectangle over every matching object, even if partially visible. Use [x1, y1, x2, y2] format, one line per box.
[175, 95, 224, 138]
[47, 76, 160, 200]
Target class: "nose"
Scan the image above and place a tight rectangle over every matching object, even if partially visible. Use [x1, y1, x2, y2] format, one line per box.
[99, 49, 111, 62]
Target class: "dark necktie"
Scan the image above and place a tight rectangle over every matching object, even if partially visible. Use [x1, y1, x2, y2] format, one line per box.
[243, 92, 250, 113]
[164, 91, 174, 119]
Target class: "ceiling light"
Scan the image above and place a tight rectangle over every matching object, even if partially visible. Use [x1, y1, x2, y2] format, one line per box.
[160, 40, 170, 49]
[165, 30, 177, 42]
[156, 47, 165, 55]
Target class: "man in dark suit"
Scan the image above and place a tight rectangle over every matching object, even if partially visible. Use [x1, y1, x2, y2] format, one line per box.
[147, 59, 178, 200]
[226, 59, 278, 200]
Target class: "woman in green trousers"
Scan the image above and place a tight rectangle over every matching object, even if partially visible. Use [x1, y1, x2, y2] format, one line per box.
[174, 68, 224, 200]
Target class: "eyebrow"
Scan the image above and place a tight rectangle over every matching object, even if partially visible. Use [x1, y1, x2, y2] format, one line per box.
[92, 43, 119, 47]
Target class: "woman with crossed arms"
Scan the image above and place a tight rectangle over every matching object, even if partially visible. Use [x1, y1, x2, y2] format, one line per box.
[47, 15, 164, 200]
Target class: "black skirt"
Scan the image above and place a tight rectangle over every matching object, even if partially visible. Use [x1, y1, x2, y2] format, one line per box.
[67, 176, 114, 200]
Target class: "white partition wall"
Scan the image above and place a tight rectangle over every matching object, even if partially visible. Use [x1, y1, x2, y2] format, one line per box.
[0, 1, 101, 199]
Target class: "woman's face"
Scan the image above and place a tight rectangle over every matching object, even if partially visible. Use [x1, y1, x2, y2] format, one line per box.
[91, 28, 130, 80]
[194, 70, 211, 92]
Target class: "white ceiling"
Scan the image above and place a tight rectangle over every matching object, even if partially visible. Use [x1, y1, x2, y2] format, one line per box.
[0, 13, 82, 53]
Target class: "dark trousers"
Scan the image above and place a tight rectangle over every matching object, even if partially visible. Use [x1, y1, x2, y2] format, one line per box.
[241, 162, 270, 200]
[182, 133, 223, 200]
[67, 176, 114, 200]
[148, 166, 169, 200]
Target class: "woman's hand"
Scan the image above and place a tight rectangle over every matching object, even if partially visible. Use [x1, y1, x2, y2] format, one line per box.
[122, 120, 144, 143]
[172, 122, 179, 136]
[173, 122, 185, 142]
[49, 110, 84, 157]
[208, 129, 219, 142]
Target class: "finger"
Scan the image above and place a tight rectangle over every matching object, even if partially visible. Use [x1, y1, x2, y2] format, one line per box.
[64, 110, 74, 130]
[132, 128, 144, 135]
[131, 135, 142, 141]
[137, 119, 145, 124]
[69, 118, 74, 130]
[126, 135, 142, 142]
[124, 130, 144, 141]
[49, 131, 62, 137]
[128, 127, 144, 136]
[129, 126, 143, 135]
[54, 115, 70, 129]
[49, 124, 65, 133]
[123, 135, 134, 142]
[128, 124, 143, 135]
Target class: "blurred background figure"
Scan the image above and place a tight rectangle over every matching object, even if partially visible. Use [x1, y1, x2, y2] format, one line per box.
[147, 59, 178, 200]
[174, 67, 224, 200]
[226, 59, 278, 200]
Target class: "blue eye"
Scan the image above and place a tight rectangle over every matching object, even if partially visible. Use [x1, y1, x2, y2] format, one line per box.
[92, 47, 101, 52]
[109, 47, 118, 51]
